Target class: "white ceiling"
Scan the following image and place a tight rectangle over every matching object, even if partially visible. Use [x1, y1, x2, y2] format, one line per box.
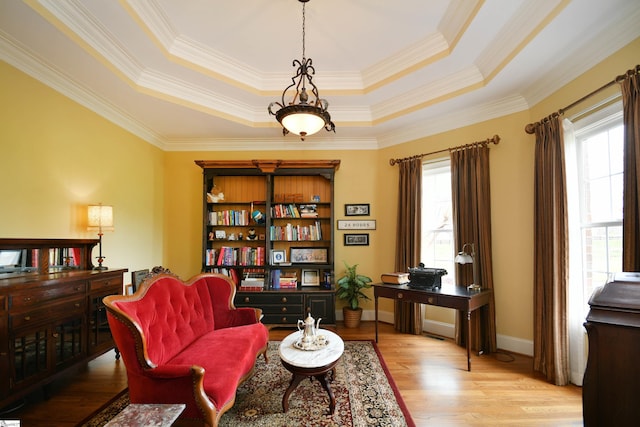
[1, 0, 639, 151]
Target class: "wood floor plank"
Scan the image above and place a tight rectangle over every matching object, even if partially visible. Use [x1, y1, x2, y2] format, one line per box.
[2, 321, 583, 426]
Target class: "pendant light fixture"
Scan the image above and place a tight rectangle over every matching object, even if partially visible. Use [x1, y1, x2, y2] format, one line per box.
[268, 0, 335, 141]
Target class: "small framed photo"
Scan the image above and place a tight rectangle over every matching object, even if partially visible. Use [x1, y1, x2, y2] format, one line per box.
[345, 203, 370, 216]
[271, 250, 286, 264]
[290, 247, 329, 264]
[125, 284, 135, 295]
[301, 269, 320, 286]
[214, 230, 226, 239]
[344, 233, 369, 246]
[131, 269, 149, 293]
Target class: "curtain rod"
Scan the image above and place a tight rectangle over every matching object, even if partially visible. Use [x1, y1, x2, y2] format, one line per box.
[389, 135, 500, 166]
[525, 64, 640, 134]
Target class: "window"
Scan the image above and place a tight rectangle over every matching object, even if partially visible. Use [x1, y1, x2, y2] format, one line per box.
[566, 102, 623, 384]
[569, 106, 623, 303]
[421, 160, 456, 286]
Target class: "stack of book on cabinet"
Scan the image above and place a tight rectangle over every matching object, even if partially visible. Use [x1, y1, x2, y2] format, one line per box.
[271, 270, 297, 289]
[240, 269, 265, 291]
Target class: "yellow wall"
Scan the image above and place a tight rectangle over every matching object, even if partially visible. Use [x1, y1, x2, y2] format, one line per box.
[0, 61, 165, 278]
[1, 36, 638, 349]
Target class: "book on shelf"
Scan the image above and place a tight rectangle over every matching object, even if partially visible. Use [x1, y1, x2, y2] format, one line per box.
[271, 269, 281, 289]
[279, 271, 298, 289]
[240, 269, 265, 291]
[299, 204, 318, 217]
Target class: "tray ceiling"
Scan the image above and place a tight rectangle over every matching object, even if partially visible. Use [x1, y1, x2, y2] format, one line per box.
[1, 0, 639, 150]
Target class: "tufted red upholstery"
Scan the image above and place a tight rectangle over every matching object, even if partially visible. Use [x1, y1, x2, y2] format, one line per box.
[104, 273, 269, 427]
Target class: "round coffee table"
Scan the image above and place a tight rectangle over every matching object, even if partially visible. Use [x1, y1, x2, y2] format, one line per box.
[278, 329, 344, 414]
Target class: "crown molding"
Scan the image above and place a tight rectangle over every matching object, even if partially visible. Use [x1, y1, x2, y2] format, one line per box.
[438, 0, 484, 50]
[476, 0, 569, 82]
[376, 94, 529, 148]
[372, 66, 484, 120]
[162, 137, 379, 152]
[0, 29, 167, 150]
[521, 6, 640, 108]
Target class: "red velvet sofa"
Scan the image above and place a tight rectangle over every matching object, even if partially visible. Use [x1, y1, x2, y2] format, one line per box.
[103, 273, 269, 427]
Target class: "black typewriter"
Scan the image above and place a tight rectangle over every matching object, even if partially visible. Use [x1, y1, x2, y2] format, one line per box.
[407, 263, 447, 290]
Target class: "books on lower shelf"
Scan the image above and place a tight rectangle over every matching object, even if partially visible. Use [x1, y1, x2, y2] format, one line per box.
[271, 269, 297, 289]
[240, 268, 265, 291]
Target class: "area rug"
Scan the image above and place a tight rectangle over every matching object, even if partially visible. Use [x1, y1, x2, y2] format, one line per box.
[79, 340, 414, 427]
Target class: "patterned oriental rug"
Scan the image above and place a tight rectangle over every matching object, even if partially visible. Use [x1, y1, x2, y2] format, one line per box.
[80, 340, 414, 427]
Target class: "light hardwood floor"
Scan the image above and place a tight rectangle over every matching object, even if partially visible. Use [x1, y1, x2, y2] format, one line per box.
[3, 322, 583, 426]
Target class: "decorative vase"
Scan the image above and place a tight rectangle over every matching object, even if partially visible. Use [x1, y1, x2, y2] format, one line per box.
[343, 307, 363, 328]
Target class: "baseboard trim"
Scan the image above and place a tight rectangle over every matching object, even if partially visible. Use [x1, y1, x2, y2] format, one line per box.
[339, 309, 535, 357]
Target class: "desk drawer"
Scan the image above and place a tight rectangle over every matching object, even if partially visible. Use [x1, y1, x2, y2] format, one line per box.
[394, 290, 438, 305]
[90, 276, 122, 292]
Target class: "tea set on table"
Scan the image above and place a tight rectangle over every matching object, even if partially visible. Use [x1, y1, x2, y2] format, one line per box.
[294, 311, 328, 351]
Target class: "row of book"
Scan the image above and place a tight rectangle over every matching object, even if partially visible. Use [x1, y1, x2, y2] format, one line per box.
[208, 209, 251, 226]
[205, 246, 265, 266]
[269, 221, 323, 241]
[206, 267, 299, 291]
[271, 204, 319, 218]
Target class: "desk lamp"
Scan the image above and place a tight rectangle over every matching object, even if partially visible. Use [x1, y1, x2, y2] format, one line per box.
[455, 243, 480, 291]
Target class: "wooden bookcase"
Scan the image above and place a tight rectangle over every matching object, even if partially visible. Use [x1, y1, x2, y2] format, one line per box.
[195, 160, 339, 325]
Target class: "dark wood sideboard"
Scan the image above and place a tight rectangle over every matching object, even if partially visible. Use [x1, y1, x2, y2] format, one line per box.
[0, 238, 127, 411]
[583, 272, 640, 426]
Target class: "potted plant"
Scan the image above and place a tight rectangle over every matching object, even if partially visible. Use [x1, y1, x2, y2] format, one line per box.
[336, 261, 372, 328]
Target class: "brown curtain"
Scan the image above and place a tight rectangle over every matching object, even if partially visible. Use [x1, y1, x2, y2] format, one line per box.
[531, 115, 570, 385]
[622, 68, 640, 271]
[394, 158, 422, 334]
[450, 145, 497, 353]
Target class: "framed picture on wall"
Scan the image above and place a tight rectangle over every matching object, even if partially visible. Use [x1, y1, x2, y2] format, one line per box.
[345, 203, 370, 216]
[344, 233, 369, 246]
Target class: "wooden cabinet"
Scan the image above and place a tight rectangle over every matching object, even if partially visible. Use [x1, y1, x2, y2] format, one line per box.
[234, 289, 336, 325]
[195, 160, 339, 325]
[583, 272, 640, 426]
[0, 238, 126, 410]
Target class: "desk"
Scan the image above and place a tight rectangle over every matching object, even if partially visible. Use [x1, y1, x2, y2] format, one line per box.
[373, 283, 493, 371]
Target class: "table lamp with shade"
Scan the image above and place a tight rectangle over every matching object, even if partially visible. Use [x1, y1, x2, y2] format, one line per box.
[455, 242, 480, 291]
[87, 203, 114, 270]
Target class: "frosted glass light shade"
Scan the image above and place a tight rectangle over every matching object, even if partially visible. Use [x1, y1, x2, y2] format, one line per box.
[454, 252, 473, 264]
[281, 112, 326, 137]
